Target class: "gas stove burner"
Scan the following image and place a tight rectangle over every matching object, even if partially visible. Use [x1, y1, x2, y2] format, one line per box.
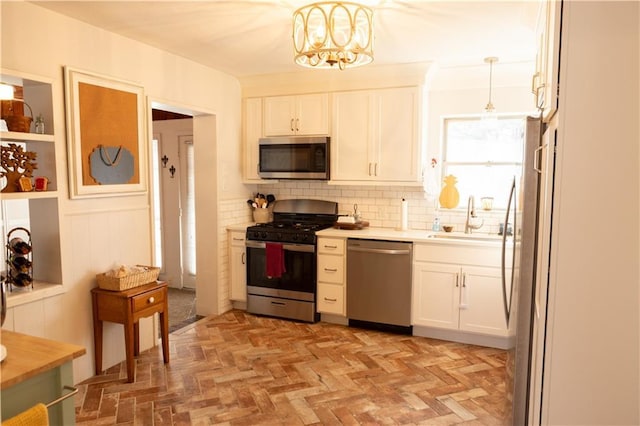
[246, 199, 338, 244]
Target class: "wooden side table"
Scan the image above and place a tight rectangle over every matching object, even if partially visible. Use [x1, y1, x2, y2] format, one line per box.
[91, 281, 169, 383]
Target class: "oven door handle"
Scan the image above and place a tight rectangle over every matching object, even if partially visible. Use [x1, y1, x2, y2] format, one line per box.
[246, 240, 316, 253]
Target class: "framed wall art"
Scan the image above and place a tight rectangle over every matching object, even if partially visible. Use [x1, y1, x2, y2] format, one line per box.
[64, 66, 148, 198]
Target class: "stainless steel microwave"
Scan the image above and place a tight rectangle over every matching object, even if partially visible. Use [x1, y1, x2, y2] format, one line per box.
[258, 136, 330, 180]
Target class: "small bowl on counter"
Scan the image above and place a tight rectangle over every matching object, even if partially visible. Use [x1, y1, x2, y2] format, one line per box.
[442, 225, 454, 233]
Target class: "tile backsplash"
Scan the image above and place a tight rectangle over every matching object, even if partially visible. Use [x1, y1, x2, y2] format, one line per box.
[253, 181, 512, 235]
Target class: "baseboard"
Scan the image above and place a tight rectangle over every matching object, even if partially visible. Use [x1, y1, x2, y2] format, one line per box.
[412, 325, 515, 349]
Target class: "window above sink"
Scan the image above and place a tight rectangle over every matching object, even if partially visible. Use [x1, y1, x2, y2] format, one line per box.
[441, 115, 526, 210]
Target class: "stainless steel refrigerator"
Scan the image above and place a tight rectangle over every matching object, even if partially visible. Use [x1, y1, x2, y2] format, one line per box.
[502, 115, 557, 425]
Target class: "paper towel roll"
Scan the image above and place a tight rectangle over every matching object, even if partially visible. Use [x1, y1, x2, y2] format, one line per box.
[400, 198, 408, 230]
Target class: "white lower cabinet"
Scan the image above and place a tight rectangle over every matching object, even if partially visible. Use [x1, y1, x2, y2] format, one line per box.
[412, 242, 509, 347]
[413, 262, 506, 336]
[316, 237, 346, 315]
[229, 231, 247, 301]
[412, 262, 460, 330]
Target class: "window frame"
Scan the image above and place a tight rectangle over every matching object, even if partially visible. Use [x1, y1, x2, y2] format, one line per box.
[440, 114, 527, 211]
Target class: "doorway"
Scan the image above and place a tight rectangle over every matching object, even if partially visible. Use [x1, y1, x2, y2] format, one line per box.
[151, 108, 198, 331]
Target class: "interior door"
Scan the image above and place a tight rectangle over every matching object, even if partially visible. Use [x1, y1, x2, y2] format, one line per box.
[151, 118, 193, 289]
[179, 135, 196, 289]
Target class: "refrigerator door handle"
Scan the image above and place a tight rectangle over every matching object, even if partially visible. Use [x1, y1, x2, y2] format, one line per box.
[533, 145, 544, 173]
[501, 177, 517, 327]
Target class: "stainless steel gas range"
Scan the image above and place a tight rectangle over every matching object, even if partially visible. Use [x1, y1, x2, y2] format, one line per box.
[245, 199, 338, 323]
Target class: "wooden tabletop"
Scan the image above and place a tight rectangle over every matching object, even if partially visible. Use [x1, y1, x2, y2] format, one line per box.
[0, 330, 86, 390]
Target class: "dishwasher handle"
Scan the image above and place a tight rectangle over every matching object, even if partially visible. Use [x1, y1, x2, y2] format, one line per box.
[347, 246, 411, 255]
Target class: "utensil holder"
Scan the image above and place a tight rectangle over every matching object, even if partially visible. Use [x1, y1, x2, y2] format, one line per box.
[253, 208, 271, 224]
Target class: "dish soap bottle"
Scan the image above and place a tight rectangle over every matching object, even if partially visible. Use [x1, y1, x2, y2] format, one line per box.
[432, 217, 441, 231]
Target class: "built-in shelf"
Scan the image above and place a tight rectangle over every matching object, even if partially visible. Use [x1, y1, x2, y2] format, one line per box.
[6, 281, 65, 308]
[0, 131, 54, 143]
[1, 69, 63, 304]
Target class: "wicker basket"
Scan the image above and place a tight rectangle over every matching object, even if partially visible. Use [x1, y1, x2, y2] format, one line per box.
[4, 101, 34, 133]
[4, 115, 32, 133]
[96, 265, 160, 291]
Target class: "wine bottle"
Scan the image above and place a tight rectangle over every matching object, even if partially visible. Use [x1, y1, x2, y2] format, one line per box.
[11, 273, 33, 287]
[8, 237, 31, 255]
[9, 255, 32, 273]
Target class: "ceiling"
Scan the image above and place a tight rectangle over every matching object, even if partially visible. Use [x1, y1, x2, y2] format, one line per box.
[34, 0, 541, 78]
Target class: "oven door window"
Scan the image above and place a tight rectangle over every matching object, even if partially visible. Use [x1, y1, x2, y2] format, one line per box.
[246, 244, 316, 293]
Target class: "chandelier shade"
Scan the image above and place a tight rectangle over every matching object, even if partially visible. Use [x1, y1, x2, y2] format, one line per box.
[293, 2, 374, 70]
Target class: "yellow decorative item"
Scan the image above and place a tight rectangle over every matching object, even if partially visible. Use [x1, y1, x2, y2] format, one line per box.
[2, 403, 49, 426]
[439, 175, 460, 209]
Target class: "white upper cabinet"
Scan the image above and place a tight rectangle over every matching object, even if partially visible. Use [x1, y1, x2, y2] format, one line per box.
[263, 94, 329, 136]
[532, 0, 562, 122]
[331, 86, 421, 184]
[242, 97, 263, 182]
[331, 90, 371, 181]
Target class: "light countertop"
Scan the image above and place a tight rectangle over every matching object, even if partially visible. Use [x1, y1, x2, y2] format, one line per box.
[227, 223, 254, 232]
[317, 226, 507, 246]
[226, 223, 508, 246]
[0, 330, 86, 390]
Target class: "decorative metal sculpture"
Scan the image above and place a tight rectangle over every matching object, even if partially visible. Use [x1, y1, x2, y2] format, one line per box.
[0, 143, 37, 193]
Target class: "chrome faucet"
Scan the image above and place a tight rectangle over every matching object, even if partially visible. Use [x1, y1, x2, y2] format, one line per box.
[465, 196, 484, 234]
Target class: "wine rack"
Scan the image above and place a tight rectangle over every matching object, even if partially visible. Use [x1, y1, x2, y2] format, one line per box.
[5, 227, 33, 291]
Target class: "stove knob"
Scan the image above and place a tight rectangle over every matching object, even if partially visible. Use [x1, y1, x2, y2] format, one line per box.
[260, 232, 267, 239]
[277, 233, 282, 240]
[292, 234, 298, 241]
[301, 234, 308, 242]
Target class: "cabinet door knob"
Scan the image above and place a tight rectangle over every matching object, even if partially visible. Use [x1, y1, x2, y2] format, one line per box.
[148, 296, 155, 304]
[290, 119, 294, 132]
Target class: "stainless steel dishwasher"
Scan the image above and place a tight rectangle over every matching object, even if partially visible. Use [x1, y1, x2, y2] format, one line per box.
[347, 239, 413, 334]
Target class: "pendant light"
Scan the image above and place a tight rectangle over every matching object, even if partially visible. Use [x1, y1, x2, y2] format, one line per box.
[484, 56, 498, 114]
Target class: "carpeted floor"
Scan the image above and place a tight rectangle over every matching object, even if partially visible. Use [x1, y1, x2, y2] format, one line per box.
[167, 287, 201, 333]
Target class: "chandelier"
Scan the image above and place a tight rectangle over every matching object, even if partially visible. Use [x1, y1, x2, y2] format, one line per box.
[293, 2, 374, 70]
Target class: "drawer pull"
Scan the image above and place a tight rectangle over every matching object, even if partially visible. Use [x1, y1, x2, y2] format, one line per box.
[148, 296, 155, 304]
[324, 268, 338, 272]
[324, 245, 338, 249]
[323, 297, 337, 302]
[232, 237, 244, 241]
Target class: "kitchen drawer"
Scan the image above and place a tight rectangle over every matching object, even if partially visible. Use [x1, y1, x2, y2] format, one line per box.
[318, 255, 344, 284]
[414, 243, 501, 267]
[317, 283, 345, 315]
[317, 238, 345, 255]
[229, 231, 246, 246]
[132, 287, 166, 314]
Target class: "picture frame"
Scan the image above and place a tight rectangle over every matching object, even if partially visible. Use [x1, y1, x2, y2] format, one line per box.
[64, 66, 148, 198]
